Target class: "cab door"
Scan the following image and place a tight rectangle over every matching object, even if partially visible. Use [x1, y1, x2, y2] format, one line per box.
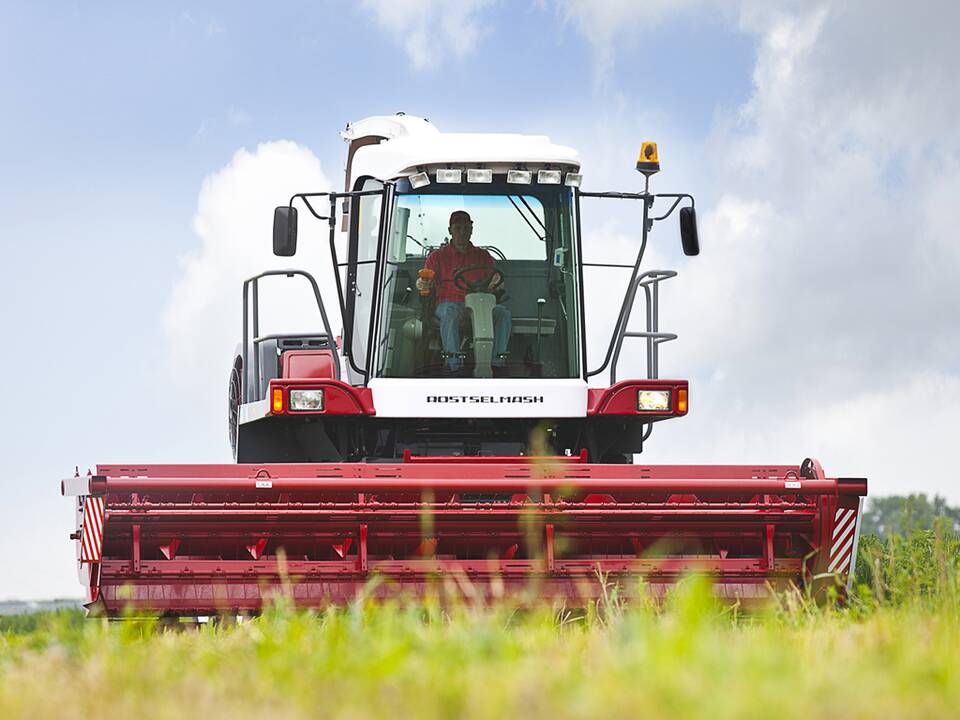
[344, 178, 393, 381]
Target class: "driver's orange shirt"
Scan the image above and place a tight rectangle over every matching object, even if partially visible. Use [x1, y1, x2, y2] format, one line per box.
[424, 242, 495, 304]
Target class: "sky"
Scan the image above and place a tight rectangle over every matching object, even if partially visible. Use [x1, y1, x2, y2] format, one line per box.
[1, 0, 958, 600]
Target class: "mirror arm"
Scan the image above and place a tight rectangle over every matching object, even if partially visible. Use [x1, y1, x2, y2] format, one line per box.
[650, 193, 694, 222]
[289, 193, 331, 221]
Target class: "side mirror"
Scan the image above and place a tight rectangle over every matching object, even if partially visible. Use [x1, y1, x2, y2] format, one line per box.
[679, 206, 699, 256]
[273, 206, 298, 256]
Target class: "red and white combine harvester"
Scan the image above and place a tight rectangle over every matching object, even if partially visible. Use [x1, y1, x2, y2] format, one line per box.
[63, 115, 866, 615]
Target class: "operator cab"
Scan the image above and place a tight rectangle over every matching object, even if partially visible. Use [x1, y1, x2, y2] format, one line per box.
[248, 115, 697, 462]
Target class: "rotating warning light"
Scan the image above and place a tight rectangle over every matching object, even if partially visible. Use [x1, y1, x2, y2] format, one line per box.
[636, 142, 660, 175]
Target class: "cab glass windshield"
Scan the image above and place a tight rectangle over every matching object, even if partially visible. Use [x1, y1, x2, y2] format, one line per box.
[373, 178, 581, 379]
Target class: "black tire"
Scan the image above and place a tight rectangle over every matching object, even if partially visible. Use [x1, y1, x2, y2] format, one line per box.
[228, 357, 242, 461]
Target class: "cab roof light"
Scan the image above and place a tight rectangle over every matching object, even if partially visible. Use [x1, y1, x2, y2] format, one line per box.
[507, 169, 532, 184]
[436, 168, 462, 184]
[409, 171, 431, 189]
[537, 169, 562, 184]
[564, 172, 582, 187]
[466, 168, 493, 183]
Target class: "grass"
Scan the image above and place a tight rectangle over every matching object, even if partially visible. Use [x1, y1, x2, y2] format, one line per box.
[2, 528, 958, 720]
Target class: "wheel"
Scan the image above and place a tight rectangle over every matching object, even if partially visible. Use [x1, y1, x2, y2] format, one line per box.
[453, 264, 505, 294]
[228, 357, 242, 460]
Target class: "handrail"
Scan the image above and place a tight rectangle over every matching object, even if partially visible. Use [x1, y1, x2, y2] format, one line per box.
[609, 270, 678, 384]
[582, 191, 693, 381]
[242, 269, 340, 403]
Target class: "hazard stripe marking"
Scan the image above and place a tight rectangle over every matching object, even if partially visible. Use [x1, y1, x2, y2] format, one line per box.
[827, 506, 858, 575]
[832, 508, 854, 539]
[80, 497, 105, 563]
[833, 522, 857, 547]
[829, 534, 856, 573]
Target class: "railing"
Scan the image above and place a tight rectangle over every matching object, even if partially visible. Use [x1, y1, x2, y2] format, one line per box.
[241, 269, 339, 403]
[581, 190, 690, 388]
[610, 269, 678, 383]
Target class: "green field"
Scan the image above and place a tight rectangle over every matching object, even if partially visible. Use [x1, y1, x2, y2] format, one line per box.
[2, 529, 958, 720]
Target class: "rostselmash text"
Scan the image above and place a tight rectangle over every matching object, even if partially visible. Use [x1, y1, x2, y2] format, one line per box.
[426, 395, 545, 404]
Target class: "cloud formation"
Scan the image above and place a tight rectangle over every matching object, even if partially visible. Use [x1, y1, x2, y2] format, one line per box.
[556, 0, 708, 87]
[563, 1, 960, 498]
[163, 142, 334, 437]
[360, 0, 496, 70]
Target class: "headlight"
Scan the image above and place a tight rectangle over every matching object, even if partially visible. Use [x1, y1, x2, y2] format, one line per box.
[637, 390, 670, 412]
[289, 389, 325, 411]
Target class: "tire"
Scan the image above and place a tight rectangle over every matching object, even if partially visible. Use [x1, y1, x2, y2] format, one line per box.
[228, 357, 242, 461]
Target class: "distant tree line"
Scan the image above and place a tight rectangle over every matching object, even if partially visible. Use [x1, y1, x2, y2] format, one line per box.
[861, 494, 960, 538]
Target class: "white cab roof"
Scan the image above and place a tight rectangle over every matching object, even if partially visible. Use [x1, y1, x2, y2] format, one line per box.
[342, 114, 580, 185]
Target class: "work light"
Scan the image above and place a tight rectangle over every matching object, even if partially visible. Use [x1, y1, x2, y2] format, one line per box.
[507, 170, 532, 184]
[436, 168, 462, 184]
[466, 168, 493, 183]
[537, 170, 562, 184]
[409, 171, 431, 189]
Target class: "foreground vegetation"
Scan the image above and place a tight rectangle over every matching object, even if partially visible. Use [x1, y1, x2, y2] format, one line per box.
[2, 527, 957, 720]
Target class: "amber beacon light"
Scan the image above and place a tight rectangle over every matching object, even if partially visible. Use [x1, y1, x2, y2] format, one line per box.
[636, 141, 660, 175]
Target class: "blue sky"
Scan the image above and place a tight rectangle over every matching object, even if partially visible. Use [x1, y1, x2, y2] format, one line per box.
[2, 1, 959, 600]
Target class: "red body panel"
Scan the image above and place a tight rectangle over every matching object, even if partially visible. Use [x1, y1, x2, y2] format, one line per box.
[69, 459, 866, 615]
[269, 378, 376, 415]
[281, 349, 337, 380]
[587, 379, 688, 415]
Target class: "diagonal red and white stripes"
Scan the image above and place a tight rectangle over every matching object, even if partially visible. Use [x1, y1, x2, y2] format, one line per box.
[828, 506, 858, 575]
[80, 496, 105, 563]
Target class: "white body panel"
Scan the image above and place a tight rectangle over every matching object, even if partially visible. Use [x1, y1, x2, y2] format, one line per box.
[343, 114, 580, 183]
[368, 378, 587, 418]
[239, 398, 269, 425]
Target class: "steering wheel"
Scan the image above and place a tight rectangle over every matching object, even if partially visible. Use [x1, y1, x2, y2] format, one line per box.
[453, 265, 505, 294]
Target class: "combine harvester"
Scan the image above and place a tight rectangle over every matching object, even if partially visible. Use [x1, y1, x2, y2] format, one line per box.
[63, 115, 867, 615]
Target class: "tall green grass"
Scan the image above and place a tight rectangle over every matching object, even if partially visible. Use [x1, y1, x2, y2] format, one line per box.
[2, 530, 957, 720]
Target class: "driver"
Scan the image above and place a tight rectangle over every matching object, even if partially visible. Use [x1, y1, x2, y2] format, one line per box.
[415, 210, 512, 374]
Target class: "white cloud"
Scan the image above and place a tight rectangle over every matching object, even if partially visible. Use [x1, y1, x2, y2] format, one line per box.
[360, 0, 496, 69]
[555, 0, 708, 87]
[561, 1, 960, 499]
[652, 371, 960, 500]
[163, 142, 335, 431]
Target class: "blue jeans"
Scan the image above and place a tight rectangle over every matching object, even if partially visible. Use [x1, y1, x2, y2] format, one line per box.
[436, 301, 512, 370]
